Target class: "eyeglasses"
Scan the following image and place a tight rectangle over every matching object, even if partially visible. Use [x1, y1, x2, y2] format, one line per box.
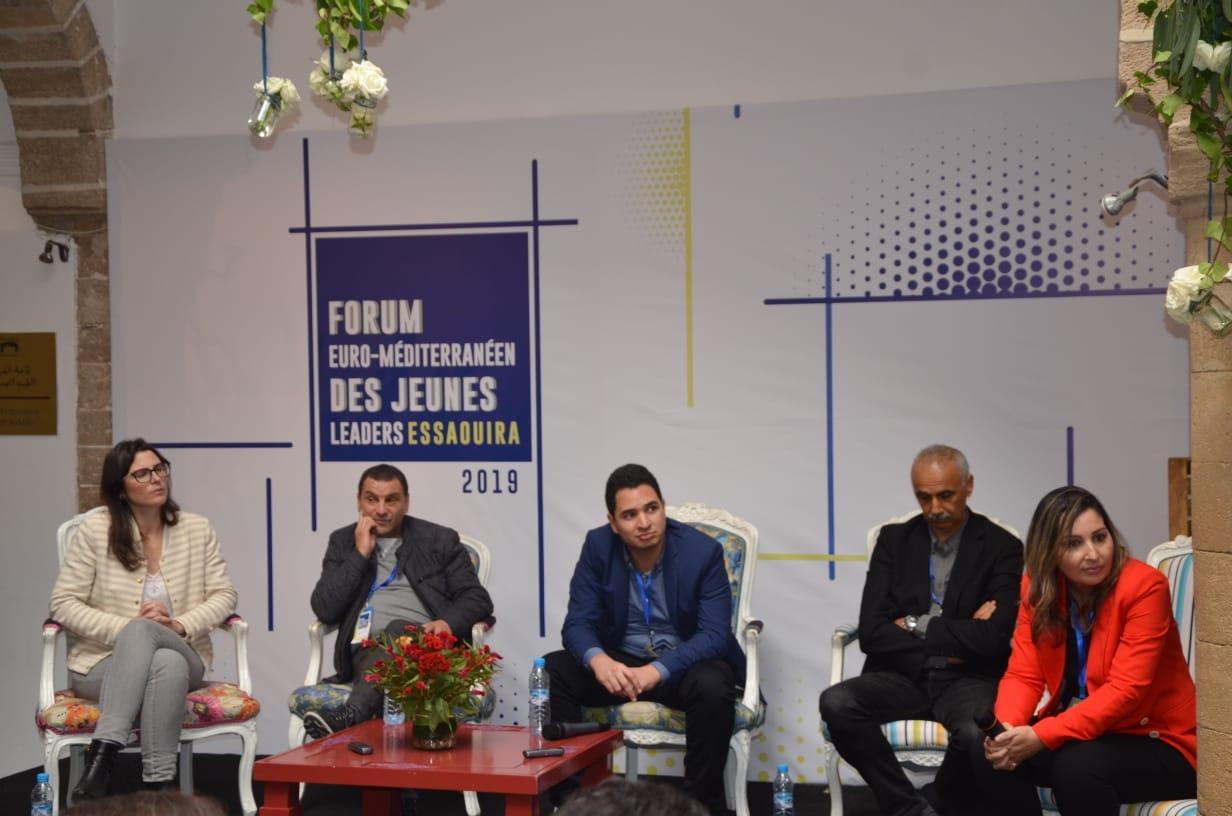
[128, 463, 170, 484]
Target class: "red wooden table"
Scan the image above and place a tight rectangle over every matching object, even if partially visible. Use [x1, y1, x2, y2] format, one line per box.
[255, 722, 622, 816]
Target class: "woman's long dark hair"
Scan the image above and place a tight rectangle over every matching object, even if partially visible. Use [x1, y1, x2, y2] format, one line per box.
[100, 438, 180, 571]
[1023, 485, 1128, 644]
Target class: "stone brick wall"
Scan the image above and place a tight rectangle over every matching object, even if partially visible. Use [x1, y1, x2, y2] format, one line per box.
[1119, 3, 1232, 812]
[0, 0, 112, 509]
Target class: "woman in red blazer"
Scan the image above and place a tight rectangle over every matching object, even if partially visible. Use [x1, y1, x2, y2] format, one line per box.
[978, 486, 1195, 815]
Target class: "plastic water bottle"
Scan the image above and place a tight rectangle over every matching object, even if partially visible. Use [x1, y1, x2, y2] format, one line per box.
[772, 763, 793, 816]
[528, 657, 550, 737]
[383, 690, 405, 727]
[30, 772, 52, 816]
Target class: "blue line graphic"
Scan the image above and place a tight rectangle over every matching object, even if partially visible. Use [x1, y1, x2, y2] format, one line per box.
[150, 442, 293, 449]
[765, 288, 1163, 307]
[824, 254, 836, 580]
[733, 105, 741, 119]
[532, 160, 547, 639]
[289, 219, 577, 235]
[1066, 426, 1075, 486]
[266, 477, 274, 631]
[302, 138, 319, 531]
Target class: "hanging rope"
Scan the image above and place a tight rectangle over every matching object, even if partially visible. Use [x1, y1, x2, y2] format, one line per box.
[329, 33, 336, 76]
[260, 21, 269, 94]
[359, 0, 367, 61]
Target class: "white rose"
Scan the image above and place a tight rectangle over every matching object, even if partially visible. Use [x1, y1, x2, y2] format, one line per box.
[265, 76, 300, 108]
[1194, 40, 1232, 73]
[1165, 280, 1196, 322]
[341, 60, 389, 102]
[1171, 264, 1205, 297]
[315, 48, 352, 75]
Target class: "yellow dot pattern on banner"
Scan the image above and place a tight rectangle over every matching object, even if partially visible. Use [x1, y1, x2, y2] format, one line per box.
[622, 111, 690, 254]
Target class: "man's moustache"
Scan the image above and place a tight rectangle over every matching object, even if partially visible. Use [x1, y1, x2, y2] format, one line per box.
[927, 512, 952, 522]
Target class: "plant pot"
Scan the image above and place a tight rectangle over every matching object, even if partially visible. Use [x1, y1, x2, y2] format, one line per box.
[1192, 289, 1232, 336]
[410, 715, 457, 750]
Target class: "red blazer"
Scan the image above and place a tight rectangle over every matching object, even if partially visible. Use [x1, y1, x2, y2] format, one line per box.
[994, 558, 1196, 768]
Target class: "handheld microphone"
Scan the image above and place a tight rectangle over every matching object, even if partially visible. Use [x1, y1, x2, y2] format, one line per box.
[541, 721, 609, 740]
[974, 708, 1006, 740]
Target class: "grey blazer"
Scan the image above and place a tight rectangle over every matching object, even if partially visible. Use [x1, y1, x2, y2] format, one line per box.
[309, 515, 495, 682]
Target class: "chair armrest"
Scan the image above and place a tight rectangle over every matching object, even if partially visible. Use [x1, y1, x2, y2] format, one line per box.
[740, 619, 763, 714]
[40, 620, 63, 711]
[305, 619, 338, 686]
[829, 623, 858, 687]
[470, 618, 493, 650]
[219, 614, 252, 694]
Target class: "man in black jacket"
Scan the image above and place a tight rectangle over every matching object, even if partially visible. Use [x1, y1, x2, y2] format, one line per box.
[820, 445, 1022, 816]
[303, 463, 494, 737]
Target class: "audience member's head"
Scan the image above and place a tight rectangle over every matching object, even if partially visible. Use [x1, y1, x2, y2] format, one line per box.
[65, 790, 226, 815]
[555, 777, 708, 816]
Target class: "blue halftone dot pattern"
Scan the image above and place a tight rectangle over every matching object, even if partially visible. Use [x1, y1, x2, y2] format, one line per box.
[819, 131, 1170, 299]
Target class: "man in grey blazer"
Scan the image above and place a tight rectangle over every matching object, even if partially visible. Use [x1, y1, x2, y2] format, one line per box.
[303, 463, 494, 737]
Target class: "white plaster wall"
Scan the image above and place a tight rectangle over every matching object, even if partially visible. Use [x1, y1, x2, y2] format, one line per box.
[0, 179, 78, 778]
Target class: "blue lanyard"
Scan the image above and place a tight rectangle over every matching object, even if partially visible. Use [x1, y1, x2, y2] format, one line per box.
[633, 570, 654, 630]
[1070, 598, 1095, 699]
[367, 562, 400, 601]
[927, 554, 944, 610]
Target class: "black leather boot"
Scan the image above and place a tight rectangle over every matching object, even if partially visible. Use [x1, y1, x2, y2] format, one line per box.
[72, 739, 121, 801]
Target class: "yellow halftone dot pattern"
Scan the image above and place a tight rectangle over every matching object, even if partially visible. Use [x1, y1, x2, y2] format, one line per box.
[623, 110, 691, 254]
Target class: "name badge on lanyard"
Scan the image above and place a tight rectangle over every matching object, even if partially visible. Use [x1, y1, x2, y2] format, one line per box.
[351, 563, 400, 645]
[635, 570, 657, 658]
[1070, 598, 1096, 701]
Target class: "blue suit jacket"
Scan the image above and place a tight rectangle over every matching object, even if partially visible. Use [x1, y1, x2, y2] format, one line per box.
[561, 518, 745, 685]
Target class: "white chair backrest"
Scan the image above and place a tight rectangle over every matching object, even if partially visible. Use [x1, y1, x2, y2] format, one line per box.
[866, 510, 1021, 557]
[57, 506, 107, 566]
[668, 502, 759, 638]
[459, 534, 491, 587]
[1147, 535, 1195, 675]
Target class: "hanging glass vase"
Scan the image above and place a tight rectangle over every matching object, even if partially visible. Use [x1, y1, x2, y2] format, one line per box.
[1190, 289, 1232, 337]
[248, 91, 281, 138]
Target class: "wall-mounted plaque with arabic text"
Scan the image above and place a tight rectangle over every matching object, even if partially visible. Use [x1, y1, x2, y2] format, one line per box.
[0, 332, 57, 435]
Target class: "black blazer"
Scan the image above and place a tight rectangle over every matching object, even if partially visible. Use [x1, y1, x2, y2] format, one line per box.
[858, 511, 1022, 681]
[309, 515, 495, 682]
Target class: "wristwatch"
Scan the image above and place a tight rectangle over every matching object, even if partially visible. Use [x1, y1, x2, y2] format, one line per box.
[904, 615, 919, 634]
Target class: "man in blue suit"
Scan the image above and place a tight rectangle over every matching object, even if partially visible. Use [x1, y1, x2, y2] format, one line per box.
[544, 464, 743, 815]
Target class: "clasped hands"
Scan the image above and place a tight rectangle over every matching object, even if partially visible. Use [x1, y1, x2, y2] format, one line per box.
[588, 652, 661, 701]
[983, 724, 1045, 772]
[136, 601, 185, 636]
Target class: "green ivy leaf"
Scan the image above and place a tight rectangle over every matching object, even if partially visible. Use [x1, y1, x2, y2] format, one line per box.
[1211, 261, 1229, 283]
[1158, 93, 1186, 123]
[1155, 49, 1173, 64]
[1116, 87, 1137, 108]
[1140, 0, 1159, 20]
[1204, 218, 1232, 253]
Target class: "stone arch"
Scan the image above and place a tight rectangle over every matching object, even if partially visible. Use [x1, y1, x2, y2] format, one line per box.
[0, 0, 112, 508]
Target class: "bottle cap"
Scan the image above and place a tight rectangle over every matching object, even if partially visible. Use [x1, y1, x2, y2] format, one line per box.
[36, 772, 48, 783]
[776, 763, 788, 773]
[533, 657, 545, 667]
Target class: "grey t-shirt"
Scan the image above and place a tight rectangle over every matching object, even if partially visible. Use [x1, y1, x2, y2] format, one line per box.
[368, 536, 431, 633]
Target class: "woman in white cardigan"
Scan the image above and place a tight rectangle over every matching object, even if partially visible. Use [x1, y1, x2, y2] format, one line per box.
[49, 439, 238, 800]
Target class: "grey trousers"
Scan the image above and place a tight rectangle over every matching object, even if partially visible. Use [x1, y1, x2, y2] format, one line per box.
[69, 618, 205, 782]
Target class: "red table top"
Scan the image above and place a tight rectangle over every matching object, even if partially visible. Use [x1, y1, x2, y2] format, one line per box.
[255, 722, 623, 796]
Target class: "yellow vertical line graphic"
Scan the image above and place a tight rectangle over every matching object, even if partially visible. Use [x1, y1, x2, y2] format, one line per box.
[683, 107, 695, 408]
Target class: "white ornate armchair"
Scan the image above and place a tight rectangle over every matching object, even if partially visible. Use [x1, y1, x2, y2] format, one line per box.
[580, 503, 765, 816]
[1035, 536, 1197, 816]
[287, 534, 494, 816]
[38, 508, 260, 815]
[821, 510, 1019, 816]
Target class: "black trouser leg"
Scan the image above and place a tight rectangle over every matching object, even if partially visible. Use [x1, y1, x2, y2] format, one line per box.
[927, 671, 1000, 814]
[663, 659, 739, 811]
[1047, 734, 1195, 816]
[819, 671, 934, 816]
[347, 619, 415, 718]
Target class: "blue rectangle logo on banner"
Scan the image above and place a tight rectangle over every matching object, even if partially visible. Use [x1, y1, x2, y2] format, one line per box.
[316, 232, 531, 462]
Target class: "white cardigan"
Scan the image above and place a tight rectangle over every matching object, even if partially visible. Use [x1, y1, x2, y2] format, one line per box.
[49, 509, 238, 675]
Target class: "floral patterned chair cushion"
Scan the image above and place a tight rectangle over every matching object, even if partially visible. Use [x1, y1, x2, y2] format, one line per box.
[37, 681, 260, 735]
[288, 680, 496, 723]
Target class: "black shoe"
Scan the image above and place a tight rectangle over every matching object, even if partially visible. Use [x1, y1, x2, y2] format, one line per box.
[72, 739, 122, 802]
[303, 704, 362, 739]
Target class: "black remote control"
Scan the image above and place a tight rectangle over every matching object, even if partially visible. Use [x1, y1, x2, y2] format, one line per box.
[348, 741, 374, 755]
[522, 747, 565, 758]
